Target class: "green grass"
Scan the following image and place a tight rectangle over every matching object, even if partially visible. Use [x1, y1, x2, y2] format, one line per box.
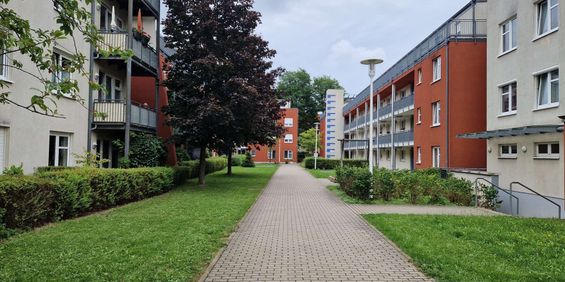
[306, 169, 336, 179]
[0, 166, 277, 281]
[364, 215, 565, 282]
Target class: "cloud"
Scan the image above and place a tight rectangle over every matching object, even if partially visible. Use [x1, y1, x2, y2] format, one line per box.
[328, 40, 386, 65]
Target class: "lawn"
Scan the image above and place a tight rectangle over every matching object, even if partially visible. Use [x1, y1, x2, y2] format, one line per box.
[365, 215, 565, 282]
[0, 166, 277, 281]
[306, 169, 335, 179]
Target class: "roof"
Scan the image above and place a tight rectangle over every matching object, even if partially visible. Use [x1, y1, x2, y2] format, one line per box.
[457, 125, 564, 140]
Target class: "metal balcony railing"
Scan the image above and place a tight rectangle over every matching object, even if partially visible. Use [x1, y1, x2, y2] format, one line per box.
[98, 31, 158, 71]
[93, 100, 156, 128]
[132, 37, 159, 70]
[393, 95, 415, 113]
[394, 130, 414, 144]
[343, 16, 487, 114]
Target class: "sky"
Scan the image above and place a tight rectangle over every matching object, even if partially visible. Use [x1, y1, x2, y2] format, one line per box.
[161, 0, 470, 97]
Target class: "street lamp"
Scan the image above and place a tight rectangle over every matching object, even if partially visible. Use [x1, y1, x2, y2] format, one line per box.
[361, 58, 383, 174]
[314, 122, 320, 170]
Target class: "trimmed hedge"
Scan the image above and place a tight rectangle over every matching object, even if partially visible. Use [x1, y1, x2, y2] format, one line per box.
[231, 154, 246, 167]
[0, 158, 228, 239]
[304, 157, 367, 170]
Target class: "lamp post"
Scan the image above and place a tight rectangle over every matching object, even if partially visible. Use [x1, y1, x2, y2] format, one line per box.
[314, 122, 320, 170]
[361, 59, 383, 174]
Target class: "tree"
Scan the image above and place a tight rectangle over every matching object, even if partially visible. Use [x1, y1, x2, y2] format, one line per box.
[299, 128, 321, 155]
[163, 0, 283, 183]
[277, 69, 342, 133]
[0, 0, 129, 116]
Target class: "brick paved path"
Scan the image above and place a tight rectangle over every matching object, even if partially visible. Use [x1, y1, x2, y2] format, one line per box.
[203, 165, 430, 282]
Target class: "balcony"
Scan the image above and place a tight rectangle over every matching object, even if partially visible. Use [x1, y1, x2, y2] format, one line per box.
[374, 130, 414, 147]
[140, 0, 160, 13]
[98, 31, 159, 72]
[393, 95, 414, 114]
[93, 100, 157, 129]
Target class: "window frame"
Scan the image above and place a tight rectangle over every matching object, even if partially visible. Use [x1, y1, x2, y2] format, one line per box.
[432, 57, 442, 82]
[535, 68, 559, 109]
[284, 150, 293, 160]
[536, 0, 559, 38]
[499, 144, 518, 159]
[0, 50, 9, 81]
[535, 142, 560, 159]
[284, 118, 293, 127]
[49, 133, 71, 167]
[417, 147, 422, 164]
[432, 146, 441, 168]
[417, 108, 422, 124]
[500, 82, 518, 115]
[432, 101, 441, 127]
[500, 17, 518, 55]
[284, 134, 293, 144]
[417, 69, 423, 85]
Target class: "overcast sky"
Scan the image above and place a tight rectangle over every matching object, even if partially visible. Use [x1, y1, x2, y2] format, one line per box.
[161, 0, 470, 97]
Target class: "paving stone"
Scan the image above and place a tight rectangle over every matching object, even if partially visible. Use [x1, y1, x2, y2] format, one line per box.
[203, 165, 431, 282]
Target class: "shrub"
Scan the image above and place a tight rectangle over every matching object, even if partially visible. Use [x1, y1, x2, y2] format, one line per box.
[113, 132, 166, 168]
[0, 176, 56, 230]
[304, 157, 367, 170]
[35, 166, 78, 174]
[2, 164, 24, 176]
[231, 155, 246, 167]
[442, 177, 473, 206]
[373, 168, 395, 201]
[394, 172, 422, 204]
[241, 152, 255, 167]
[336, 166, 373, 200]
[335, 166, 356, 195]
[206, 157, 228, 172]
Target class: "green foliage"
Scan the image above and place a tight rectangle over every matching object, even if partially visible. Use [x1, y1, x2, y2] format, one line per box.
[114, 133, 166, 168]
[365, 215, 565, 282]
[241, 152, 255, 167]
[35, 166, 77, 174]
[303, 157, 367, 170]
[73, 151, 109, 168]
[179, 157, 228, 176]
[373, 168, 395, 201]
[231, 154, 246, 167]
[478, 184, 501, 210]
[299, 128, 321, 155]
[335, 166, 373, 200]
[2, 164, 23, 176]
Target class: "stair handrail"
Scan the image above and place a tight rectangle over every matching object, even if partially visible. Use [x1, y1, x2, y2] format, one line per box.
[510, 182, 562, 219]
[475, 178, 519, 215]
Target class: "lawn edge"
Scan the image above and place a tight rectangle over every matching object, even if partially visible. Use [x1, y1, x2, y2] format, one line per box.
[197, 165, 279, 282]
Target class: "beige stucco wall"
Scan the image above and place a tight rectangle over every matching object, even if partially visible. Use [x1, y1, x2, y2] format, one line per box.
[0, 0, 91, 173]
[485, 0, 565, 199]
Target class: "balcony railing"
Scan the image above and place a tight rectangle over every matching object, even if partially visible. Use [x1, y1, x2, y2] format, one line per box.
[98, 31, 158, 71]
[344, 15, 487, 114]
[393, 95, 415, 113]
[394, 130, 414, 144]
[93, 100, 156, 128]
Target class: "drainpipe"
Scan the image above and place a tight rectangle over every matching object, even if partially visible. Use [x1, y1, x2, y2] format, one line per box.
[125, 0, 133, 156]
[391, 84, 396, 170]
[87, 1, 95, 153]
[155, 6, 161, 134]
[445, 42, 450, 170]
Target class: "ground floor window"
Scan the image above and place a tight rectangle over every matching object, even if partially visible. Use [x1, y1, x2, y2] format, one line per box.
[267, 150, 276, 160]
[432, 146, 440, 168]
[399, 149, 405, 161]
[499, 144, 518, 158]
[0, 128, 5, 171]
[284, 150, 293, 160]
[417, 147, 422, 164]
[49, 133, 71, 167]
[535, 142, 560, 159]
[251, 150, 256, 157]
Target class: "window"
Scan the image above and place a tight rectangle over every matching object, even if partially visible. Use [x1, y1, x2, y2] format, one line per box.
[284, 150, 293, 160]
[537, 0, 559, 36]
[98, 72, 122, 100]
[536, 142, 560, 158]
[49, 133, 70, 167]
[417, 69, 423, 84]
[268, 150, 276, 160]
[417, 147, 422, 164]
[284, 134, 293, 144]
[417, 108, 422, 124]
[0, 128, 5, 172]
[536, 69, 559, 108]
[432, 57, 441, 82]
[432, 102, 441, 126]
[501, 18, 517, 53]
[499, 144, 518, 158]
[399, 149, 405, 161]
[284, 118, 293, 127]
[386, 150, 390, 160]
[0, 50, 8, 81]
[100, 5, 124, 30]
[399, 120, 406, 131]
[251, 150, 256, 157]
[501, 82, 517, 114]
[432, 147, 441, 168]
[52, 52, 71, 85]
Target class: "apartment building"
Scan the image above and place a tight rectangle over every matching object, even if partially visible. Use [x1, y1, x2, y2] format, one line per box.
[322, 89, 345, 159]
[0, 1, 91, 173]
[251, 102, 299, 163]
[90, 0, 162, 168]
[339, 0, 488, 171]
[461, 0, 565, 218]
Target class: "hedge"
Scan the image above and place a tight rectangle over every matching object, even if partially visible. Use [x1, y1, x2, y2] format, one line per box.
[0, 158, 228, 239]
[303, 157, 367, 170]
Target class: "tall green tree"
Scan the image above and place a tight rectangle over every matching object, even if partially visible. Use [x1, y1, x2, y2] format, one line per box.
[277, 69, 343, 133]
[0, 0, 129, 116]
[299, 128, 321, 155]
[163, 0, 283, 183]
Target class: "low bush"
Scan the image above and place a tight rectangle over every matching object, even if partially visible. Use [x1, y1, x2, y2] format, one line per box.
[336, 166, 373, 200]
[241, 152, 255, 168]
[231, 155, 246, 167]
[179, 157, 228, 174]
[304, 157, 367, 170]
[373, 168, 395, 201]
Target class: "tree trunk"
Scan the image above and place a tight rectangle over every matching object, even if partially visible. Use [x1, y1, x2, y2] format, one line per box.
[198, 145, 207, 186]
[227, 149, 233, 176]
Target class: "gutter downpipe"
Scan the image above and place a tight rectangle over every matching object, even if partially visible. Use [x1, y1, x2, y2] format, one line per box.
[87, 1, 95, 153]
[445, 38, 450, 171]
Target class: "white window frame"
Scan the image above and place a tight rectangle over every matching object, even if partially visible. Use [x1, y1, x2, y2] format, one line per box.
[0, 127, 6, 172]
[417, 147, 422, 164]
[49, 133, 71, 167]
[432, 57, 442, 82]
[501, 17, 517, 54]
[417, 108, 422, 124]
[284, 134, 293, 144]
[267, 149, 276, 160]
[535, 142, 560, 159]
[536, 0, 559, 37]
[432, 101, 441, 126]
[499, 144, 518, 159]
[284, 150, 293, 160]
[500, 82, 517, 115]
[417, 69, 423, 84]
[99, 72, 123, 101]
[535, 68, 559, 109]
[251, 150, 256, 157]
[432, 147, 441, 168]
[0, 50, 9, 81]
[284, 118, 293, 127]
